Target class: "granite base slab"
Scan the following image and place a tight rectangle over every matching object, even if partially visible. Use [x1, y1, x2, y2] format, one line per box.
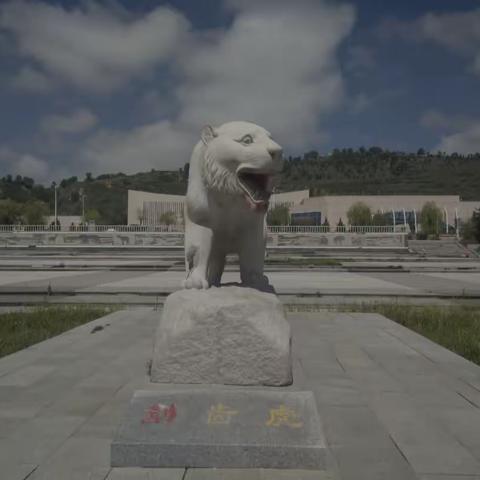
[111, 388, 326, 469]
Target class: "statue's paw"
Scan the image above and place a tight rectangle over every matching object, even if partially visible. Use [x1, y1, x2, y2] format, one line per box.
[183, 270, 209, 289]
[241, 272, 275, 293]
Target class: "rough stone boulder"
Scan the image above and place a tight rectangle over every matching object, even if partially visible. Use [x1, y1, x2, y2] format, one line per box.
[150, 286, 292, 386]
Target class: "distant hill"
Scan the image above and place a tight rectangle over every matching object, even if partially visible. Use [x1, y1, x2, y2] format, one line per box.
[278, 149, 480, 199]
[0, 169, 188, 224]
[1, 148, 479, 224]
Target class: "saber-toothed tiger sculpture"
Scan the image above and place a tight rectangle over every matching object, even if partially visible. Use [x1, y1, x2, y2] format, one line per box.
[183, 121, 283, 291]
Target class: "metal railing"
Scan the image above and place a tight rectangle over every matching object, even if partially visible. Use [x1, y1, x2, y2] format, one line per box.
[0, 224, 408, 234]
[0, 224, 185, 233]
[268, 225, 408, 233]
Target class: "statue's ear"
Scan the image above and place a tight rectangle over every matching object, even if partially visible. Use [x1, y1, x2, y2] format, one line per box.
[201, 125, 217, 145]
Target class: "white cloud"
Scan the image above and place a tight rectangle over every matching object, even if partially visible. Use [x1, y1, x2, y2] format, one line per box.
[1, 0, 356, 177]
[0, 0, 189, 92]
[40, 108, 97, 135]
[10, 65, 53, 92]
[380, 8, 480, 76]
[420, 9, 480, 56]
[80, 0, 355, 173]
[420, 109, 473, 132]
[421, 110, 480, 155]
[176, 0, 355, 149]
[420, 9, 480, 75]
[0, 147, 49, 182]
[437, 123, 480, 155]
[83, 121, 193, 173]
[15, 154, 49, 180]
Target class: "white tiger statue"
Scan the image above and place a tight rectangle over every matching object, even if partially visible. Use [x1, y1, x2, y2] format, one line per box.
[183, 121, 283, 291]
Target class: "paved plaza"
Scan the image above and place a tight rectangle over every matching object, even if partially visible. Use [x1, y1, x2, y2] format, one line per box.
[1, 268, 480, 299]
[1, 308, 480, 479]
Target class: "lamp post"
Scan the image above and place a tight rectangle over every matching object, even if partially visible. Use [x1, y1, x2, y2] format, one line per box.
[82, 194, 86, 223]
[55, 185, 58, 226]
[52, 182, 58, 230]
[455, 208, 459, 239]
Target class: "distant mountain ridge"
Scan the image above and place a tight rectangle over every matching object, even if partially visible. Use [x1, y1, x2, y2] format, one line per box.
[1, 148, 479, 224]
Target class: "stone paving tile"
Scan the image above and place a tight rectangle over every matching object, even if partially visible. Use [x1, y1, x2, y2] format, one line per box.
[0, 462, 38, 480]
[428, 406, 480, 461]
[419, 476, 480, 480]
[0, 403, 43, 419]
[185, 469, 261, 480]
[76, 368, 132, 389]
[2, 308, 480, 478]
[108, 467, 185, 479]
[318, 405, 394, 447]
[27, 437, 111, 480]
[311, 384, 366, 407]
[0, 364, 55, 386]
[73, 380, 149, 440]
[333, 342, 378, 370]
[330, 445, 417, 480]
[39, 385, 120, 417]
[260, 470, 334, 479]
[369, 391, 480, 475]
[0, 415, 86, 466]
[0, 417, 24, 438]
[185, 469, 334, 479]
[0, 350, 47, 378]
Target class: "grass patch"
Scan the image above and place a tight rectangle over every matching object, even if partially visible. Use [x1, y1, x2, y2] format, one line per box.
[0, 305, 117, 358]
[342, 304, 480, 366]
[266, 257, 341, 267]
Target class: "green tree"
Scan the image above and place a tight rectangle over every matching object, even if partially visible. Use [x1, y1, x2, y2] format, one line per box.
[460, 218, 476, 242]
[0, 199, 23, 224]
[347, 201, 372, 225]
[84, 208, 101, 223]
[420, 201, 442, 236]
[159, 211, 177, 225]
[22, 201, 48, 225]
[22, 177, 34, 189]
[70, 191, 80, 203]
[372, 210, 388, 226]
[267, 204, 290, 225]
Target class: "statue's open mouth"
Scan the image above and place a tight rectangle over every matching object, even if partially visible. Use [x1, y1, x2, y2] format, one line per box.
[237, 168, 274, 210]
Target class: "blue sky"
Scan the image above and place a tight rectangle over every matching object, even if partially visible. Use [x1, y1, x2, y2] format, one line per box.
[0, 0, 479, 183]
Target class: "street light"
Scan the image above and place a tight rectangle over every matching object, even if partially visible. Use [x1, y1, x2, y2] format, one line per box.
[455, 208, 459, 239]
[52, 181, 58, 229]
[82, 194, 86, 224]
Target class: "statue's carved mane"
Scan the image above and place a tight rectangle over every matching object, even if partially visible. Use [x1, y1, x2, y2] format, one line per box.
[202, 148, 241, 194]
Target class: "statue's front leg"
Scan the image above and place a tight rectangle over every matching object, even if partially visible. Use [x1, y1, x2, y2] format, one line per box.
[184, 222, 212, 289]
[239, 223, 273, 292]
[207, 249, 226, 287]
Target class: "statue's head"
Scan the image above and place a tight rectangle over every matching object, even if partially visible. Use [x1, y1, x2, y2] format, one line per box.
[200, 121, 283, 211]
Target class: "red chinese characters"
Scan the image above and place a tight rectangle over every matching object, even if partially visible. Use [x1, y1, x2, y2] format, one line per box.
[142, 402, 177, 424]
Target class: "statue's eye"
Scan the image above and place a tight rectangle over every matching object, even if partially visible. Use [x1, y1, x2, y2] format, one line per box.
[240, 134, 253, 145]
